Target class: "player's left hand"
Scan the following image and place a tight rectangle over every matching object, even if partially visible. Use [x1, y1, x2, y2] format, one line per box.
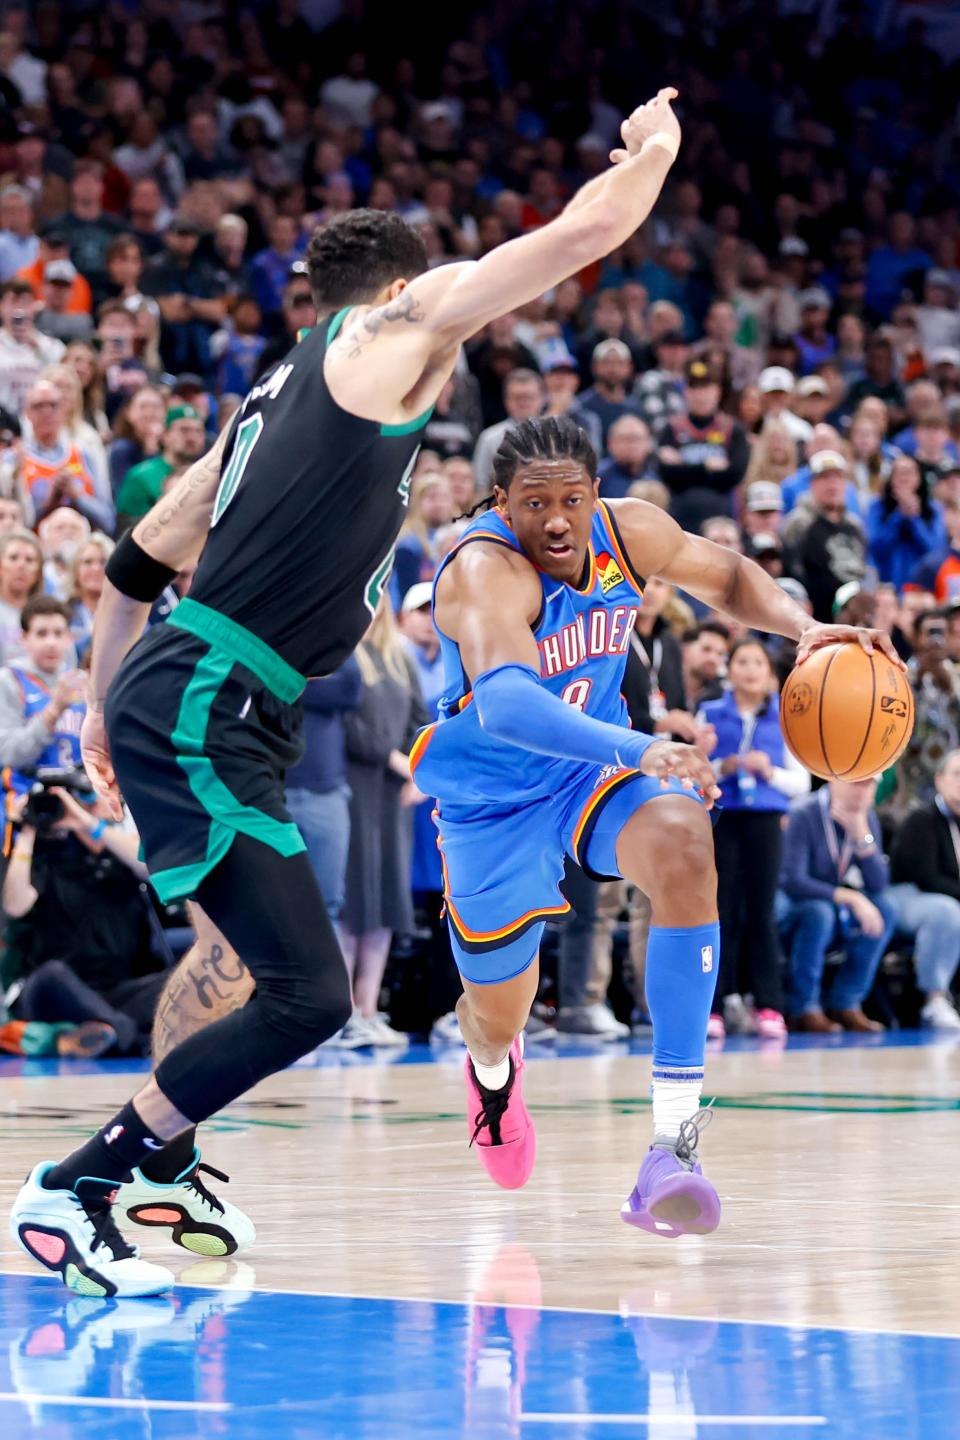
[80, 707, 123, 821]
[639, 740, 722, 809]
[795, 623, 905, 670]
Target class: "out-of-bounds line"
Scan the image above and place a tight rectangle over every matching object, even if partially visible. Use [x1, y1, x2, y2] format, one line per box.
[0, 1393, 230, 1412]
[520, 1417, 827, 1428]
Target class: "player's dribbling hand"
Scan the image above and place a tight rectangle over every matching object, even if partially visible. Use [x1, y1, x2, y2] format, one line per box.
[80, 707, 123, 821]
[639, 740, 722, 809]
[796, 623, 905, 670]
[610, 87, 681, 165]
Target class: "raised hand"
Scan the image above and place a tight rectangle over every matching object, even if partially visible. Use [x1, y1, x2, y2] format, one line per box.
[610, 88, 681, 165]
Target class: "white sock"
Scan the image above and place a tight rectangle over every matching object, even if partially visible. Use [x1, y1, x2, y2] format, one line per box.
[470, 1052, 511, 1090]
[651, 1076, 702, 1142]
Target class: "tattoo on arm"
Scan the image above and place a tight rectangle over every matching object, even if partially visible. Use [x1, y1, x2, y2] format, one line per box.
[138, 452, 219, 546]
[343, 290, 425, 359]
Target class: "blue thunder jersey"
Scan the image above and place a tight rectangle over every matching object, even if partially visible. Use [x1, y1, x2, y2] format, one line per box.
[2, 666, 86, 849]
[411, 500, 645, 808]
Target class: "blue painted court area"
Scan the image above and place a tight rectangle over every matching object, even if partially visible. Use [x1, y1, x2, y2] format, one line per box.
[0, 1272, 955, 1440]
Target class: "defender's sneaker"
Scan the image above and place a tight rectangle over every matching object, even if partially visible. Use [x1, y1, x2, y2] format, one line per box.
[464, 1036, 536, 1190]
[119, 1151, 255, 1257]
[620, 1112, 721, 1239]
[10, 1163, 174, 1297]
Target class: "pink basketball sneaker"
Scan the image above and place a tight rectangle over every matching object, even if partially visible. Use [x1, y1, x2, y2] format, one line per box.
[464, 1036, 536, 1190]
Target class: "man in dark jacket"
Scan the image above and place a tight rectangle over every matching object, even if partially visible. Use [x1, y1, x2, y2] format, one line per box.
[889, 747, 960, 1028]
[656, 357, 749, 531]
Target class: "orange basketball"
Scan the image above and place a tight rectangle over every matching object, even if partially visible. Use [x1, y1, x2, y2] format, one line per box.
[780, 642, 915, 782]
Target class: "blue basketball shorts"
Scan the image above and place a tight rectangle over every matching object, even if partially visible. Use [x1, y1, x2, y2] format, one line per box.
[433, 763, 707, 985]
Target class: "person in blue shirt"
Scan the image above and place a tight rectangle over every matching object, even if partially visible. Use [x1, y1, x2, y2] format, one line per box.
[216, 296, 266, 397]
[777, 779, 897, 1032]
[597, 414, 658, 499]
[867, 454, 946, 591]
[864, 212, 932, 320]
[698, 640, 810, 1040]
[248, 215, 306, 323]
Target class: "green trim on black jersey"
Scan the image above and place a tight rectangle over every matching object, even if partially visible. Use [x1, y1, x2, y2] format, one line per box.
[168, 598, 306, 703]
[380, 406, 435, 437]
[327, 306, 353, 342]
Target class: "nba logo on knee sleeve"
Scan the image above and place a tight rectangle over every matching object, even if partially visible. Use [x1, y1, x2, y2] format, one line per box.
[701, 946, 713, 973]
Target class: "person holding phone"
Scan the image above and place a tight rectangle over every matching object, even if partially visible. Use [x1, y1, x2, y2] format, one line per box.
[0, 277, 65, 415]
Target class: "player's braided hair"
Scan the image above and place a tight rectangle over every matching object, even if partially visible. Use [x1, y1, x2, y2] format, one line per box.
[463, 416, 599, 517]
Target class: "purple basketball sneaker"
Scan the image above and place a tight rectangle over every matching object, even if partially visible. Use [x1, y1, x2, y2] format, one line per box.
[620, 1112, 720, 1239]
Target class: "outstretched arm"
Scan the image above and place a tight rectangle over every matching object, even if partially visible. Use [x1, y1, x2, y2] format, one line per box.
[610, 498, 904, 666]
[435, 542, 719, 800]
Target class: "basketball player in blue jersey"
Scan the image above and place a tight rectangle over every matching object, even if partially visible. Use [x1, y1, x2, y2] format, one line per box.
[11, 90, 699, 1299]
[412, 416, 902, 1236]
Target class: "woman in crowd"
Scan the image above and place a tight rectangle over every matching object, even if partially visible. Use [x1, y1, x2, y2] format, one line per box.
[38, 363, 110, 503]
[0, 529, 44, 661]
[699, 638, 810, 1039]
[67, 533, 115, 659]
[867, 453, 947, 592]
[390, 470, 455, 609]
[848, 412, 893, 508]
[338, 600, 428, 1048]
[742, 421, 797, 489]
[107, 385, 165, 498]
[65, 342, 109, 439]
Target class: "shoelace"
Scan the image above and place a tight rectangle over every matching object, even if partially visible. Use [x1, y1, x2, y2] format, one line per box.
[469, 1062, 515, 1148]
[674, 1103, 716, 1167]
[81, 1198, 137, 1263]
[185, 1163, 229, 1216]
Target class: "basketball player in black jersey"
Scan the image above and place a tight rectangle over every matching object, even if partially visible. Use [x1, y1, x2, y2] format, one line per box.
[11, 89, 698, 1298]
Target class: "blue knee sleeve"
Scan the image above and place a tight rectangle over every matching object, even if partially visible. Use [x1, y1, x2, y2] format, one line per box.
[646, 923, 720, 1076]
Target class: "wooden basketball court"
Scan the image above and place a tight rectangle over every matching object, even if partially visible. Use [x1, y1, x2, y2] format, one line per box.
[2, 1032, 959, 1437]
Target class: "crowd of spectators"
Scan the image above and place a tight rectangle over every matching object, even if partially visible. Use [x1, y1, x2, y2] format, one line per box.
[4, 1, 960, 1054]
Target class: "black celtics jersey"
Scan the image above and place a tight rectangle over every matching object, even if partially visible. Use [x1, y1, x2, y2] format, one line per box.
[189, 308, 431, 676]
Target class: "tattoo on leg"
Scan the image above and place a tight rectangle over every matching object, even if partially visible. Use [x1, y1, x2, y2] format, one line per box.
[152, 943, 253, 1061]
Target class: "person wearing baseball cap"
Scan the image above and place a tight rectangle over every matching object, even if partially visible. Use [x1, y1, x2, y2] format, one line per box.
[781, 450, 868, 620]
[578, 335, 642, 445]
[794, 373, 833, 428]
[758, 365, 812, 444]
[655, 354, 750, 531]
[115, 403, 207, 522]
[742, 480, 785, 539]
[36, 257, 93, 345]
[795, 288, 835, 375]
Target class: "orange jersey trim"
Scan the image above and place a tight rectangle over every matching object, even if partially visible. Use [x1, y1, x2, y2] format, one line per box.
[571, 766, 643, 863]
[596, 502, 644, 598]
[409, 723, 437, 776]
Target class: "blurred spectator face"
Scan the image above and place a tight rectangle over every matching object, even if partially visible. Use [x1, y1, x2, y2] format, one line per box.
[702, 517, 741, 552]
[479, 215, 507, 252]
[937, 467, 960, 507]
[809, 464, 848, 515]
[233, 297, 261, 335]
[705, 301, 735, 345]
[42, 271, 73, 315]
[916, 610, 948, 662]
[655, 334, 688, 375]
[22, 607, 72, 674]
[648, 301, 684, 341]
[807, 424, 843, 458]
[640, 573, 671, 616]
[899, 588, 935, 643]
[216, 215, 248, 265]
[39, 507, 90, 559]
[544, 362, 580, 407]
[685, 374, 721, 418]
[1, 281, 37, 338]
[419, 476, 454, 527]
[74, 540, 107, 601]
[67, 343, 97, 391]
[165, 414, 206, 465]
[25, 382, 64, 446]
[796, 378, 831, 424]
[283, 277, 316, 333]
[126, 385, 165, 445]
[107, 241, 142, 293]
[399, 596, 434, 649]
[856, 396, 889, 437]
[592, 291, 623, 335]
[738, 384, 762, 429]
[443, 457, 476, 513]
[368, 178, 397, 211]
[187, 111, 219, 155]
[866, 338, 894, 382]
[130, 178, 163, 227]
[607, 416, 651, 472]
[166, 225, 200, 263]
[890, 212, 915, 251]
[850, 416, 881, 458]
[552, 278, 583, 321]
[0, 536, 40, 596]
[907, 380, 940, 421]
[873, 583, 899, 635]
[837, 314, 865, 351]
[890, 455, 923, 504]
[629, 478, 669, 508]
[685, 628, 729, 684]
[592, 346, 633, 388]
[915, 410, 950, 459]
[728, 640, 774, 698]
[504, 372, 544, 421]
[838, 590, 876, 628]
[98, 311, 136, 364]
[0, 496, 23, 532]
[0, 186, 32, 237]
[70, 166, 103, 214]
[935, 750, 960, 812]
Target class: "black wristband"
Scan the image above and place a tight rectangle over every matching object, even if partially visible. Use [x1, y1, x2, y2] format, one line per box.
[106, 530, 179, 603]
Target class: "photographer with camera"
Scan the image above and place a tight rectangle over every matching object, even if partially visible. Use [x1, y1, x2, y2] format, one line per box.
[2, 777, 164, 1056]
[0, 277, 65, 416]
[0, 596, 85, 790]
